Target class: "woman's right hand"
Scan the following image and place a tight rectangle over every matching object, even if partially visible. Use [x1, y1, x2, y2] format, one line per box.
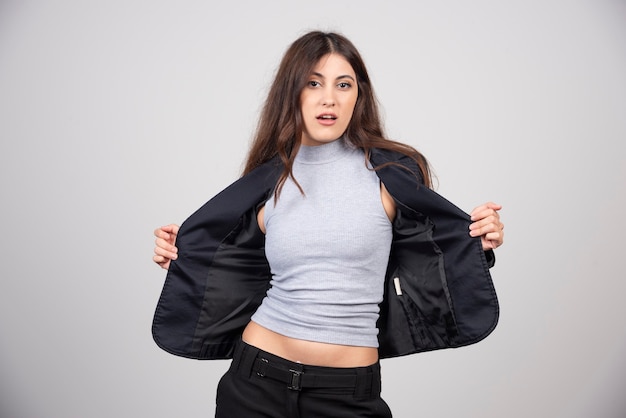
[153, 224, 179, 270]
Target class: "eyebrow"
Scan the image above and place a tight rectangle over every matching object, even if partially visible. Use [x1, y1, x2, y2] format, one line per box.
[312, 72, 356, 82]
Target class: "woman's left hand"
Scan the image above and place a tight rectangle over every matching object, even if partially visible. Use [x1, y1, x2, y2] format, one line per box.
[469, 202, 504, 251]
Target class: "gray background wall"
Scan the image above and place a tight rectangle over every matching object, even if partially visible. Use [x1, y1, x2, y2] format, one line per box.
[1, 0, 625, 417]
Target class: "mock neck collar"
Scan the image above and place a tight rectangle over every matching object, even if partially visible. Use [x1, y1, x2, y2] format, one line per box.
[295, 137, 351, 165]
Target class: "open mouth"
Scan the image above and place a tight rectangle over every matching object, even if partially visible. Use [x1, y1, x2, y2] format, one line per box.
[317, 113, 337, 120]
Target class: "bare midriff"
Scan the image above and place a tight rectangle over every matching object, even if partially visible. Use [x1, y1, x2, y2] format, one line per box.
[242, 321, 379, 368]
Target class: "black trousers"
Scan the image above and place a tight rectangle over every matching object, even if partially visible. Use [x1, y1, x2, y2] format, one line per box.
[215, 340, 393, 418]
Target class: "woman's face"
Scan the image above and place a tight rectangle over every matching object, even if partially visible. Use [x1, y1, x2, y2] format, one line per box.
[300, 53, 358, 146]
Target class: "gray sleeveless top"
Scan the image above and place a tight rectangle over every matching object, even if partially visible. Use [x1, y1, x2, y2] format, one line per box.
[251, 138, 393, 347]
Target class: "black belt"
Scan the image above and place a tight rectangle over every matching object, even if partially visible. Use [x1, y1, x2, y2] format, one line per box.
[232, 340, 379, 396]
[252, 357, 360, 391]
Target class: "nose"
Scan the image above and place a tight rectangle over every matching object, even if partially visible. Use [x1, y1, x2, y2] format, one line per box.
[322, 86, 335, 107]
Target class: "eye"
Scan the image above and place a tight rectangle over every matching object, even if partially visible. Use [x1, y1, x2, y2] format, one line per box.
[307, 80, 321, 87]
[338, 82, 352, 89]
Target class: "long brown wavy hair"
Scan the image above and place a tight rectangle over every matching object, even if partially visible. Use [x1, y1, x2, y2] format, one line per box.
[242, 31, 432, 195]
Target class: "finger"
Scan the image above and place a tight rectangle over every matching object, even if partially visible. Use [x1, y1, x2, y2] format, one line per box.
[484, 201, 502, 210]
[484, 229, 503, 242]
[470, 202, 502, 220]
[480, 201, 502, 212]
[470, 224, 494, 237]
[469, 212, 499, 228]
[469, 215, 500, 234]
[154, 227, 171, 240]
[470, 202, 491, 216]
[154, 244, 178, 260]
[152, 255, 171, 270]
[471, 207, 501, 222]
[155, 236, 178, 251]
[480, 238, 497, 251]
[154, 224, 180, 239]
[482, 230, 504, 247]
[470, 220, 505, 240]
[161, 224, 180, 235]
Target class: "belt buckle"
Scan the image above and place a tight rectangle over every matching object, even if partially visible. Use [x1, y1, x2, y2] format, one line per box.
[288, 369, 302, 391]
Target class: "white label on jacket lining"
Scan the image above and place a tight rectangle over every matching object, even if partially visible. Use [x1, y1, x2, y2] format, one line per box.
[393, 277, 402, 296]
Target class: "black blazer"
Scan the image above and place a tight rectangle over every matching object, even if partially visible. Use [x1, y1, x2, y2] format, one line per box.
[152, 148, 499, 360]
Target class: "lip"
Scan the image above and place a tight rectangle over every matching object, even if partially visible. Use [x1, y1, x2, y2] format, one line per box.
[316, 112, 337, 126]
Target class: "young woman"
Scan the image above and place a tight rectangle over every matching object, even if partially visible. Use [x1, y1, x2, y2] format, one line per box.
[152, 31, 504, 418]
